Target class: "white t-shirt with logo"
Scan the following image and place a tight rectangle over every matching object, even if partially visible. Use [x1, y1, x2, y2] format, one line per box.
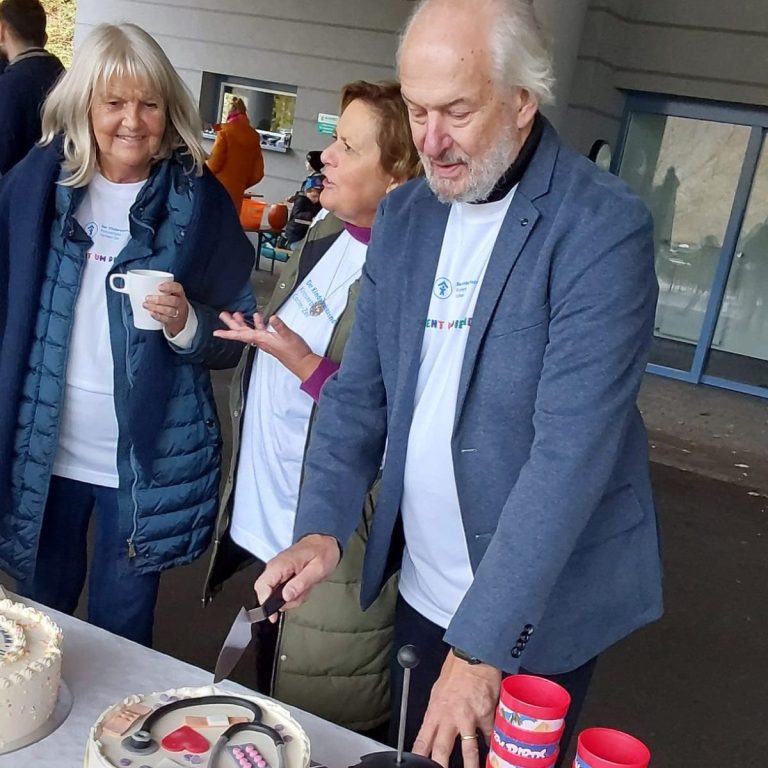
[399, 187, 517, 628]
[52, 173, 145, 488]
[230, 229, 367, 561]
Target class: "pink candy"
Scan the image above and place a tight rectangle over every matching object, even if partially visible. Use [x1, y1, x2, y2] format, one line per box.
[226, 742, 270, 768]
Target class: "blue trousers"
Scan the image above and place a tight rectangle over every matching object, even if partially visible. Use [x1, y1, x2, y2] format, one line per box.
[15, 475, 160, 646]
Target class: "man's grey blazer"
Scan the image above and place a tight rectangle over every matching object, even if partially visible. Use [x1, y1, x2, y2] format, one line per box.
[294, 119, 663, 675]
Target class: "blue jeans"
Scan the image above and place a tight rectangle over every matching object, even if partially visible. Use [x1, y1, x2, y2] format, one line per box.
[15, 475, 160, 646]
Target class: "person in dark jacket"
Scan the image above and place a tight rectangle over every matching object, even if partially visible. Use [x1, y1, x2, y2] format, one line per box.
[0, 0, 63, 174]
[0, 22, 256, 647]
[283, 173, 323, 249]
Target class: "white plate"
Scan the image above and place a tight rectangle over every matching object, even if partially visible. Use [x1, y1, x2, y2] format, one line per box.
[0, 680, 73, 755]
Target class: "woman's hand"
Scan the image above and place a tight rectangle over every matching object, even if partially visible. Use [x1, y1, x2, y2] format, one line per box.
[144, 281, 190, 337]
[215, 312, 322, 382]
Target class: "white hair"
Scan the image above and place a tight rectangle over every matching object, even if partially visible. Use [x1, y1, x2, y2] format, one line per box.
[398, 0, 555, 106]
[40, 23, 205, 187]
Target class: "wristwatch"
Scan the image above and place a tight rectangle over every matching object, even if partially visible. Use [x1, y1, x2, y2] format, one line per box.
[451, 646, 482, 665]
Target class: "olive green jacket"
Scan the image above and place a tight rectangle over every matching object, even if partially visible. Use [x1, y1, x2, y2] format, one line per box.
[203, 213, 397, 731]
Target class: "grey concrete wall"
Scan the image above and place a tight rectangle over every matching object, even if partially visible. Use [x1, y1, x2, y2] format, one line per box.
[564, 0, 768, 155]
[74, 0, 416, 201]
[535, 0, 590, 130]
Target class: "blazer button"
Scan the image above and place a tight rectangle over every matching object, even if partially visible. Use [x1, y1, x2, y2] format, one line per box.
[205, 418, 215, 427]
[511, 648, 522, 659]
[520, 217, 529, 227]
[523, 624, 535, 635]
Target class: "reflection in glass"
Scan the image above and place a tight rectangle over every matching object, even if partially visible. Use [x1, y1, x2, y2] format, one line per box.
[707, 142, 768, 387]
[619, 114, 750, 371]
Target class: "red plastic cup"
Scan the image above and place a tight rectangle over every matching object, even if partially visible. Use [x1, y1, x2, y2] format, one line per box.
[495, 713, 565, 747]
[488, 740, 558, 768]
[498, 675, 571, 733]
[574, 728, 651, 768]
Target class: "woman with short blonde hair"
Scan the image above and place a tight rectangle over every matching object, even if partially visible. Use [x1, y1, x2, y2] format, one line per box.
[0, 23, 256, 646]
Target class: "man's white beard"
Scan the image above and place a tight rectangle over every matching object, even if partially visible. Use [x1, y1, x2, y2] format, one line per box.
[421, 127, 520, 204]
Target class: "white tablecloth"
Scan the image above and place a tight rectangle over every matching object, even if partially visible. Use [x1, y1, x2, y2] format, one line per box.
[0, 604, 385, 767]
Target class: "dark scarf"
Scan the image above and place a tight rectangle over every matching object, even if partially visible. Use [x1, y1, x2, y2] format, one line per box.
[478, 112, 544, 204]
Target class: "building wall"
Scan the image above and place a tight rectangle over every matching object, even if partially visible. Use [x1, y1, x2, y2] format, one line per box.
[564, 0, 768, 154]
[75, 0, 416, 201]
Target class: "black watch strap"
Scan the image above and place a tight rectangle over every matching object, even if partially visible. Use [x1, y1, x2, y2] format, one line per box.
[451, 646, 482, 665]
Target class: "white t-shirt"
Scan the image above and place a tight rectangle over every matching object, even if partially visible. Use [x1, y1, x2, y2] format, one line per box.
[230, 229, 367, 561]
[399, 187, 517, 628]
[52, 173, 145, 488]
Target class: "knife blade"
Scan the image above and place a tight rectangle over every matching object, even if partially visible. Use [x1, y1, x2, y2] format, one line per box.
[213, 583, 288, 684]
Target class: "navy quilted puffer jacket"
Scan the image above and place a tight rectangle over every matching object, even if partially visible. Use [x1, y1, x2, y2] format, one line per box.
[0, 141, 256, 581]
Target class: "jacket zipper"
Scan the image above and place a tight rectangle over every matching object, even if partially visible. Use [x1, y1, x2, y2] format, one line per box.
[120, 288, 141, 558]
[269, 611, 286, 696]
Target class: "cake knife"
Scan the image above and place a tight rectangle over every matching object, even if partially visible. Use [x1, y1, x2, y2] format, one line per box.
[213, 583, 287, 684]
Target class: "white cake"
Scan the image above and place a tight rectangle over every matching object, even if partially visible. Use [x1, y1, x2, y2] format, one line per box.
[0, 596, 63, 748]
[86, 685, 311, 768]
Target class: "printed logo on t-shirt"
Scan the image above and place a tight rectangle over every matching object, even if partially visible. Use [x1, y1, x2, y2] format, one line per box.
[433, 276, 481, 301]
[424, 316, 472, 331]
[84, 221, 98, 239]
[86, 251, 116, 264]
[434, 277, 453, 299]
[99, 224, 130, 242]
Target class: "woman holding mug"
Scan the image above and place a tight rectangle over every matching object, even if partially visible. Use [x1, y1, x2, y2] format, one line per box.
[204, 81, 422, 732]
[0, 23, 256, 646]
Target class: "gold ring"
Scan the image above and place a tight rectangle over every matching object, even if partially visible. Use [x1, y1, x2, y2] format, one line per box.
[173, 309, 180, 318]
[461, 735, 478, 741]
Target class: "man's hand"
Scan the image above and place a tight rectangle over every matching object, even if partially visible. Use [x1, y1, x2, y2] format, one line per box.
[215, 312, 322, 382]
[253, 534, 341, 620]
[413, 651, 501, 768]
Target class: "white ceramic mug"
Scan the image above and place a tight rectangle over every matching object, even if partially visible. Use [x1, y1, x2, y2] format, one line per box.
[108, 269, 174, 330]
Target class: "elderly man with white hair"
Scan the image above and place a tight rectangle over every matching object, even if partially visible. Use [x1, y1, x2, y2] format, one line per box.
[255, 1, 663, 766]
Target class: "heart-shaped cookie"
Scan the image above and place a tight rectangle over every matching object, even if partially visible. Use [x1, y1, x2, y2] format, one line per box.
[161, 725, 210, 754]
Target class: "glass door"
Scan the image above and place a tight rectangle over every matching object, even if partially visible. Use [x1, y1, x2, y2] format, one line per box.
[617, 112, 751, 373]
[705, 137, 768, 388]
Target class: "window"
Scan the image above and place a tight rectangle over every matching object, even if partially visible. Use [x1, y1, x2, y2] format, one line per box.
[200, 72, 297, 153]
[616, 94, 768, 397]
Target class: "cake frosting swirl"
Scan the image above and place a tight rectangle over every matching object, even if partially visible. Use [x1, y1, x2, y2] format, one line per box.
[0, 596, 63, 747]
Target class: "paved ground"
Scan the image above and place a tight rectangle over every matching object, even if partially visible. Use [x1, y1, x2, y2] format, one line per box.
[640, 373, 768, 494]
[4, 264, 767, 765]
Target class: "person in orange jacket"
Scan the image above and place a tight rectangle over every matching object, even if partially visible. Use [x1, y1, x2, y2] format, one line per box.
[207, 96, 265, 214]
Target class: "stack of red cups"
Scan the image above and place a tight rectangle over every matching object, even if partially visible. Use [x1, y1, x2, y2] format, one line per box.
[487, 675, 571, 768]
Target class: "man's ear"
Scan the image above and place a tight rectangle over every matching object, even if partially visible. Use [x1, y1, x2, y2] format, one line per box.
[514, 88, 539, 132]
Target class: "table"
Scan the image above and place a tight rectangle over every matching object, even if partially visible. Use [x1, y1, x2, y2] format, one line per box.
[242, 224, 284, 272]
[0, 605, 385, 767]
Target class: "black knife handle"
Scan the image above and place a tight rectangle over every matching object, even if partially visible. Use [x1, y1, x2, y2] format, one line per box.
[258, 579, 290, 618]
